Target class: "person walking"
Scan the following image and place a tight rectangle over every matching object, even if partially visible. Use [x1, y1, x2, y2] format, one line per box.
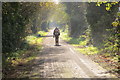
[53, 27, 60, 46]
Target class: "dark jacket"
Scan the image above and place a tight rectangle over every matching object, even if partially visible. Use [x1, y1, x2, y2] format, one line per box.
[53, 28, 60, 37]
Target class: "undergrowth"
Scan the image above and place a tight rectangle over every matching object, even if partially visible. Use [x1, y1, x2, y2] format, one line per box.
[61, 29, 119, 77]
[3, 31, 47, 78]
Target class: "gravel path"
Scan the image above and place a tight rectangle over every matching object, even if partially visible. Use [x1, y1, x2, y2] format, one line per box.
[27, 30, 116, 78]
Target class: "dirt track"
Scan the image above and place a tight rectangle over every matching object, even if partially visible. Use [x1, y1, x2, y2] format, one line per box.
[26, 30, 116, 78]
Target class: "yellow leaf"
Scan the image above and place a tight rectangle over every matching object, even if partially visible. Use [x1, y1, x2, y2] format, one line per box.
[112, 21, 119, 27]
[106, 7, 110, 11]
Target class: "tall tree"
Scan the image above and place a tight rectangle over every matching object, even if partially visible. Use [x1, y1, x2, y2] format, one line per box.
[65, 2, 87, 37]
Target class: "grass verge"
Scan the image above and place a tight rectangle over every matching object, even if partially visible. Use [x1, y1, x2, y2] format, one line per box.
[4, 31, 48, 78]
[61, 31, 98, 55]
[61, 31, 119, 77]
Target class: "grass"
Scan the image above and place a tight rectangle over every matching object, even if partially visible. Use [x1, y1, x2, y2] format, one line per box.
[26, 35, 43, 45]
[61, 31, 119, 77]
[4, 31, 48, 77]
[75, 46, 98, 55]
[60, 31, 71, 41]
[37, 31, 48, 36]
[26, 31, 47, 45]
[7, 31, 48, 66]
[61, 31, 98, 55]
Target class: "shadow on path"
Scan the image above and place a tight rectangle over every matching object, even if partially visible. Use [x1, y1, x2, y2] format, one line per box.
[38, 35, 53, 37]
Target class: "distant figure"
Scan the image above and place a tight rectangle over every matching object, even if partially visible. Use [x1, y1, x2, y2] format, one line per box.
[53, 27, 60, 46]
[37, 34, 41, 37]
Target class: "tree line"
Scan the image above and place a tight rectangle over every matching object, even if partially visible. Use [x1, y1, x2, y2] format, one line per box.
[2, 2, 120, 74]
[2, 2, 59, 67]
[63, 2, 119, 56]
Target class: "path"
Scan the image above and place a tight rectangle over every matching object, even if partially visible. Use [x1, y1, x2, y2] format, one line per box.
[26, 30, 116, 78]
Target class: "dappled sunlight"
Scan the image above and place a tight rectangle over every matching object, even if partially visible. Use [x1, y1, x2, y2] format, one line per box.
[35, 57, 41, 60]
[26, 31, 48, 45]
[61, 30, 99, 55]
[60, 31, 71, 41]
[54, 0, 59, 4]
[75, 46, 99, 55]
[3, 2, 119, 78]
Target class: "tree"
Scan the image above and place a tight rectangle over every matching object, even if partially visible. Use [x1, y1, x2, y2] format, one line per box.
[86, 2, 118, 47]
[64, 2, 88, 37]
